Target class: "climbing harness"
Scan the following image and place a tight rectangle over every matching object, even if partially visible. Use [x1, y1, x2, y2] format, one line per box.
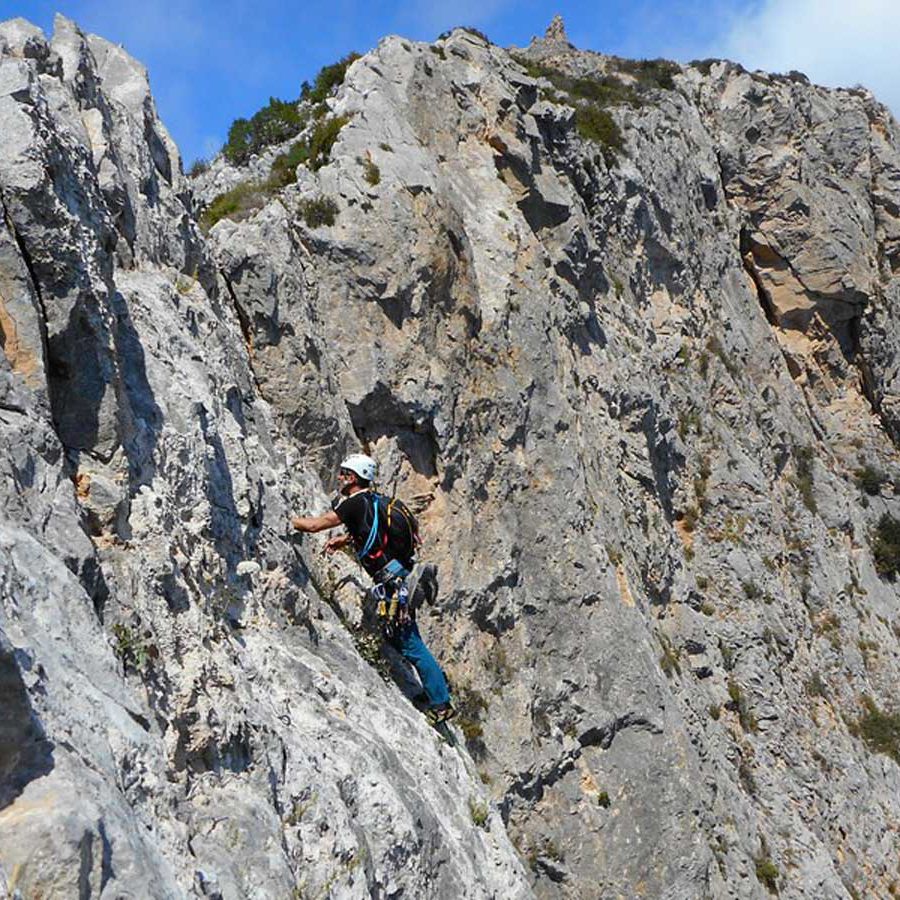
[373, 558, 410, 583]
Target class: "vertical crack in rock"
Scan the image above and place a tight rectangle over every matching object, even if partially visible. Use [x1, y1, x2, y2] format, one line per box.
[0, 195, 52, 384]
[77, 829, 94, 899]
[740, 227, 778, 328]
[219, 268, 256, 369]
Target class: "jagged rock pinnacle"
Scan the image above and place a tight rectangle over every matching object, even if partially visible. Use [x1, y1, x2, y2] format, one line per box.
[545, 14, 569, 43]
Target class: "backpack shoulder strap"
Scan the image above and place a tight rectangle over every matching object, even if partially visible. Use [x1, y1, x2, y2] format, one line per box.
[386, 497, 398, 532]
[357, 491, 381, 559]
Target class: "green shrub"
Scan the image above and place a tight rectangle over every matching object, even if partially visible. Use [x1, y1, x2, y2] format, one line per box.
[690, 58, 719, 76]
[727, 679, 758, 732]
[267, 114, 348, 184]
[511, 54, 557, 81]
[813, 611, 840, 649]
[508, 56, 639, 161]
[298, 196, 339, 228]
[658, 634, 681, 677]
[680, 504, 700, 534]
[512, 55, 639, 107]
[223, 97, 307, 165]
[111, 623, 152, 671]
[362, 157, 380, 186]
[222, 54, 358, 166]
[437, 26, 490, 43]
[872, 513, 900, 579]
[855, 464, 886, 496]
[350, 626, 393, 682]
[543, 838, 563, 861]
[706, 335, 741, 378]
[308, 115, 349, 171]
[301, 53, 361, 105]
[576, 105, 623, 156]
[617, 58, 680, 90]
[187, 158, 210, 177]
[175, 273, 195, 295]
[849, 695, 900, 763]
[597, 790, 610, 808]
[742, 580, 762, 600]
[738, 752, 758, 796]
[720, 641, 735, 670]
[805, 671, 828, 698]
[455, 686, 489, 759]
[270, 142, 310, 187]
[222, 118, 252, 165]
[858, 637, 879, 667]
[462, 26, 490, 43]
[569, 74, 639, 107]
[678, 408, 702, 440]
[200, 180, 269, 231]
[791, 445, 817, 513]
[754, 856, 779, 893]
[202, 137, 324, 230]
[469, 798, 489, 828]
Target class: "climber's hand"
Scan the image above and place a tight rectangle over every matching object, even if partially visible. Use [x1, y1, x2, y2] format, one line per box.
[324, 534, 348, 555]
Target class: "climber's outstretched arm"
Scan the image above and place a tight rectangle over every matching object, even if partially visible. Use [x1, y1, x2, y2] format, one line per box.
[291, 510, 341, 533]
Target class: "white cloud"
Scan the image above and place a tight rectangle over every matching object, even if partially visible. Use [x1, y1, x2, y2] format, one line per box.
[718, 0, 900, 116]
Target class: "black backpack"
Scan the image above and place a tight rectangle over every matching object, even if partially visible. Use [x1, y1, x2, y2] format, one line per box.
[357, 492, 421, 565]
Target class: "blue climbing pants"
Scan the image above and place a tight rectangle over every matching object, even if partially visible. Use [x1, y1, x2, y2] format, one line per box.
[388, 620, 450, 707]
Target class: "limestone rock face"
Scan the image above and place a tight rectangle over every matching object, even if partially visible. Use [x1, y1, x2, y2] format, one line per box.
[0, 18, 528, 900]
[2, 14, 900, 900]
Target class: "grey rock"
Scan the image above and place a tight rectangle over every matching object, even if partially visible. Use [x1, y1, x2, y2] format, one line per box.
[2, 14, 900, 900]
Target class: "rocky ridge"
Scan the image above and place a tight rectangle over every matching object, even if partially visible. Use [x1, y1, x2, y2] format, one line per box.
[2, 13, 900, 900]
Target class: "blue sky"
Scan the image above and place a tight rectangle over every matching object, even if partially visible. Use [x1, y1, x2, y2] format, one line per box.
[9, 1, 899, 166]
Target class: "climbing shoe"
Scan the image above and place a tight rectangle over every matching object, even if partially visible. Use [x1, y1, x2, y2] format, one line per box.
[426, 703, 456, 725]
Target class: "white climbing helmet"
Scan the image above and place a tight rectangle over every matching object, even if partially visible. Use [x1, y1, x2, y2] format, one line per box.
[340, 453, 377, 483]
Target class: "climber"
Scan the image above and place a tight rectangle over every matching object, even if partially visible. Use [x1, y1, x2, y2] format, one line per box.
[291, 453, 455, 724]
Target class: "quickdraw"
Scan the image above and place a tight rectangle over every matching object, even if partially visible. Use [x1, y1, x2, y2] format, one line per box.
[370, 576, 410, 622]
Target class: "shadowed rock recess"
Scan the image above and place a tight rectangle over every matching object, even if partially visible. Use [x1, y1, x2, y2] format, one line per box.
[2, 12, 900, 899]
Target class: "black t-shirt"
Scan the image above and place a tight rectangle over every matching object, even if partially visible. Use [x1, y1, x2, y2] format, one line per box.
[332, 491, 383, 576]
